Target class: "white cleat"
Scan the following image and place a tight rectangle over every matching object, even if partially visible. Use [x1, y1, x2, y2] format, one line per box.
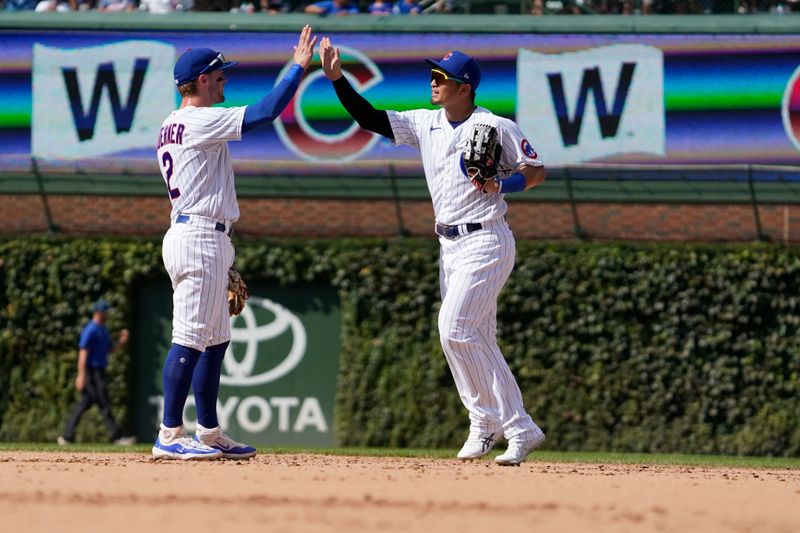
[195, 424, 257, 460]
[152, 425, 223, 460]
[494, 428, 546, 466]
[457, 429, 503, 460]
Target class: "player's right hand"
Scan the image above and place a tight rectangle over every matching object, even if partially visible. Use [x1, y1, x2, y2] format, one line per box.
[293, 24, 318, 72]
[320, 37, 342, 81]
[75, 374, 85, 392]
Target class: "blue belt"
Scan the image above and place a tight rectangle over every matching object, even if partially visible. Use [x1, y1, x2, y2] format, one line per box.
[175, 214, 233, 236]
[435, 222, 482, 239]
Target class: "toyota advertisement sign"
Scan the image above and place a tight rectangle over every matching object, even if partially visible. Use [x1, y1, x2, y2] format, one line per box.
[132, 282, 341, 447]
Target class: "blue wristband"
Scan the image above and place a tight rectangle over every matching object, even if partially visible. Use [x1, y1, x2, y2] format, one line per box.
[498, 172, 527, 194]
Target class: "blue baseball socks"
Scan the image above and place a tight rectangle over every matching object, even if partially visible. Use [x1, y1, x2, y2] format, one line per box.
[161, 343, 201, 428]
[192, 341, 229, 428]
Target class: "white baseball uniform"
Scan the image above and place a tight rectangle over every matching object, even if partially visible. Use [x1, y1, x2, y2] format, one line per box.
[156, 105, 245, 351]
[387, 106, 543, 439]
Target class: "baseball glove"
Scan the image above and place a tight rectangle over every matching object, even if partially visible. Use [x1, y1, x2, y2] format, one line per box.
[227, 267, 249, 316]
[463, 123, 502, 192]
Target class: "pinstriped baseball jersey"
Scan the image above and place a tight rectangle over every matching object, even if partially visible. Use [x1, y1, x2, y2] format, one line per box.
[156, 105, 246, 222]
[157, 105, 243, 352]
[387, 106, 542, 226]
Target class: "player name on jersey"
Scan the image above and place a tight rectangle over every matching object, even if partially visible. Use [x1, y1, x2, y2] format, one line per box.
[157, 122, 185, 150]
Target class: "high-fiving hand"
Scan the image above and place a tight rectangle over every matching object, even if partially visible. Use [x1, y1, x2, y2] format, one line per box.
[293, 24, 318, 71]
[320, 36, 343, 81]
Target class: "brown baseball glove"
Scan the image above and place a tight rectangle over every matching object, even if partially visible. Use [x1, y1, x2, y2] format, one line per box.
[463, 123, 502, 192]
[227, 267, 249, 316]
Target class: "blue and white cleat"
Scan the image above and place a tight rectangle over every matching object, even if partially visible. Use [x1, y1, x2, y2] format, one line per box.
[152, 425, 223, 460]
[195, 424, 257, 460]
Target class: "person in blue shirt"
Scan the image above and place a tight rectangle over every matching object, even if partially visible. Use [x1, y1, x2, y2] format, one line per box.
[58, 300, 135, 445]
[392, 0, 420, 14]
[304, 0, 358, 15]
[368, 0, 392, 14]
[4, 0, 38, 9]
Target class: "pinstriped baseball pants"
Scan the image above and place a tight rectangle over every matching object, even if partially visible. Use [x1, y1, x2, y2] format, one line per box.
[162, 222, 235, 352]
[437, 218, 539, 439]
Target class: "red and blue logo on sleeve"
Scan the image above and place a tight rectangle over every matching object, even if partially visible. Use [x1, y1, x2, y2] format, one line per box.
[521, 139, 537, 159]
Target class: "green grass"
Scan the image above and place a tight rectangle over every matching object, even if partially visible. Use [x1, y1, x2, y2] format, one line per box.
[2, 443, 799, 469]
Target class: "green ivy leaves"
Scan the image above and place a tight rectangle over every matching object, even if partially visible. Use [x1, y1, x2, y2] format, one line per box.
[0, 238, 798, 455]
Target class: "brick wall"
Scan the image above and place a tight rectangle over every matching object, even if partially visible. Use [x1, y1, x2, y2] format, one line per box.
[3, 194, 799, 243]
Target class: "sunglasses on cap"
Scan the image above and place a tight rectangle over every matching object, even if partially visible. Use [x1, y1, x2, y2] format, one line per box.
[199, 52, 226, 76]
[431, 68, 465, 85]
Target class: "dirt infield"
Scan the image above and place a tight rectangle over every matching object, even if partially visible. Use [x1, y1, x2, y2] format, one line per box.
[2, 452, 799, 533]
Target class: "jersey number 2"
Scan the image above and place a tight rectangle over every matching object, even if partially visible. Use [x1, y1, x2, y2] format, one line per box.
[162, 152, 180, 199]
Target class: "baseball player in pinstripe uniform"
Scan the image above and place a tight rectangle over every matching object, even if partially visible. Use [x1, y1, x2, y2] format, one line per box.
[152, 26, 317, 460]
[321, 40, 547, 465]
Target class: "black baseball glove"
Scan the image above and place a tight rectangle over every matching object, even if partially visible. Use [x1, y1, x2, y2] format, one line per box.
[227, 267, 249, 316]
[463, 123, 502, 192]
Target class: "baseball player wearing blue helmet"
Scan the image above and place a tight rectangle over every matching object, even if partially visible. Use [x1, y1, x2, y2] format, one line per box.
[321, 39, 547, 465]
[152, 26, 318, 460]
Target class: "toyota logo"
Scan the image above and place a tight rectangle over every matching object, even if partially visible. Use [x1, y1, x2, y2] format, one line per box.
[220, 296, 307, 386]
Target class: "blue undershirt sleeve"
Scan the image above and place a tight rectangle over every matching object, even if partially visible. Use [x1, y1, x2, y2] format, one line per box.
[242, 64, 305, 134]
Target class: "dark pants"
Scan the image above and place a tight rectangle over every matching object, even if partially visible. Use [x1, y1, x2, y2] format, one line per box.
[63, 367, 122, 442]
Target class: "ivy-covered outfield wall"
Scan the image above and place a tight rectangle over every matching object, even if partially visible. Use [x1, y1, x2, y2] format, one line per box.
[0, 238, 798, 456]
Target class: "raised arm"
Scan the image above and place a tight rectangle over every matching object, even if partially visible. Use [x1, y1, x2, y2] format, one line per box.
[320, 37, 393, 139]
[242, 25, 318, 134]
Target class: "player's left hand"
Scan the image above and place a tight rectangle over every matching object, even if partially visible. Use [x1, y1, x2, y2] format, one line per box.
[293, 24, 318, 72]
[118, 329, 130, 346]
